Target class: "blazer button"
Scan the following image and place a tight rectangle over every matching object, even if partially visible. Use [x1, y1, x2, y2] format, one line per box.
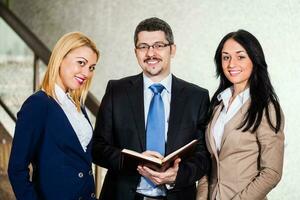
[91, 193, 96, 198]
[89, 170, 93, 176]
[78, 172, 84, 178]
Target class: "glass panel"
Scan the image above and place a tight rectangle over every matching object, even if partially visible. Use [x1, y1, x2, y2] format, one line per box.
[38, 59, 47, 84]
[0, 17, 36, 200]
[0, 18, 35, 118]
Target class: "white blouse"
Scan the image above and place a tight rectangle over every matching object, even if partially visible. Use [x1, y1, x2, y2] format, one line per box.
[55, 84, 93, 152]
[213, 87, 250, 151]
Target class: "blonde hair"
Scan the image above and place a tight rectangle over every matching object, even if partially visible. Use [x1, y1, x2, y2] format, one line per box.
[41, 31, 100, 111]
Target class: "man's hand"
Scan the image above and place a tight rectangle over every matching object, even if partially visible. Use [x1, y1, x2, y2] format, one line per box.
[137, 152, 181, 185]
[141, 150, 164, 160]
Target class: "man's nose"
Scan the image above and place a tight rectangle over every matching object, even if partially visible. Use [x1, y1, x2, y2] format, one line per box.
[146, 46, 155, 57]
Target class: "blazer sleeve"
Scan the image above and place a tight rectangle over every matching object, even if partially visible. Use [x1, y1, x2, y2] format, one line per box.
[8, 93, 48, 200]
[174, 89, 211, 188]
[92, 81, 121, 171]
[232, 104, 285, 200]
[196, 175, 209, 200]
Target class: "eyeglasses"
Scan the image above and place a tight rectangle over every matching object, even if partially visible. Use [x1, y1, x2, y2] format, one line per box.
[135, 42, 172, 52]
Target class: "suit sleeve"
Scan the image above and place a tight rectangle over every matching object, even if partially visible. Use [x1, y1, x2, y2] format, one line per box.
[196, 175, 209, 200]
[174, 89, 211, 188]
[92, 81, 122, 171]
[8, 94, 48, 200]
[232, 104, 285, 200]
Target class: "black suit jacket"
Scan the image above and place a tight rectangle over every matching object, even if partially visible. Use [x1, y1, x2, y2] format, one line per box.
[92, 73, 210, 200]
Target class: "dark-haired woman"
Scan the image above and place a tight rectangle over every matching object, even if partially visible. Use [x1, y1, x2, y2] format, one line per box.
[198, 30, 285, 200]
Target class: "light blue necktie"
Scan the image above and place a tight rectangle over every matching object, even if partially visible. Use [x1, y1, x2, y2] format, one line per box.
[146, 84, 165, 156]
[140, 84, 166, 192]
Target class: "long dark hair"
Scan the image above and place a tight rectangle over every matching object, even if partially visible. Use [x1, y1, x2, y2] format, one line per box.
[210, 29, 282, 133]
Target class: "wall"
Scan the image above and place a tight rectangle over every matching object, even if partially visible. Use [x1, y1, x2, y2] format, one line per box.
[5, 0, 300, 199]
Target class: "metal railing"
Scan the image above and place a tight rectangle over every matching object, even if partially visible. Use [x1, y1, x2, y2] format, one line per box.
[0, 98, 16, 123]
[0, 2, 100, 115]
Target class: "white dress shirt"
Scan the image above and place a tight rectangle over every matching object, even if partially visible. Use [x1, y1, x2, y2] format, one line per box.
[213, 87, 250, 152]
[136, 73, 172, 198]
[55, 84, 93, 152]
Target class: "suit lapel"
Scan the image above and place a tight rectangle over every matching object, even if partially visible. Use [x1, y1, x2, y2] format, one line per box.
[49, 97, 91, 165]
[166, 75, 186, 154]
[207, 104, 223, 159]
[220, 99, 250, 151]
[81, 106, 93, 159]
[127, 74, 146, 151]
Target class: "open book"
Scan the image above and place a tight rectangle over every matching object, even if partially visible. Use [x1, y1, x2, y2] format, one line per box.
[120, 139, 198, 172]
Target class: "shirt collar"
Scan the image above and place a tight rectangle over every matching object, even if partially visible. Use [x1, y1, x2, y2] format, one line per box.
[55, 84, 69, 105]
[217, 86, 250, 109]
[143, 73, 172, 94]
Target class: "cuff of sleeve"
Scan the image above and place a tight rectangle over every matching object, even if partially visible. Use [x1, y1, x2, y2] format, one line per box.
[165, 183, 175, 190]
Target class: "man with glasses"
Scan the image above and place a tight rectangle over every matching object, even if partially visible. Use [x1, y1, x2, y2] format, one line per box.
[92, 17, 210, 200]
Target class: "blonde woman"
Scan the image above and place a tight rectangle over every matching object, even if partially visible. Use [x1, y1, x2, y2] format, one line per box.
[8, 32, 99, 200]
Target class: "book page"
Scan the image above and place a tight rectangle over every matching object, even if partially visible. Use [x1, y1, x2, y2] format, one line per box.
[120, 139, 198, 172]
[121, 149, 163, 164]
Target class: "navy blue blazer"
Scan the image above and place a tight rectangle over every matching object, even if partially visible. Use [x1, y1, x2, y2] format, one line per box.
[8, 90, 96, 200]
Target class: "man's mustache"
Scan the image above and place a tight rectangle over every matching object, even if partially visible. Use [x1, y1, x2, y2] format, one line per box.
[144, 57, 162, 63]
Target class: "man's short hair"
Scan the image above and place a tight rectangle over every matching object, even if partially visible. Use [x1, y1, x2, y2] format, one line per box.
[134, 17, 174, 46]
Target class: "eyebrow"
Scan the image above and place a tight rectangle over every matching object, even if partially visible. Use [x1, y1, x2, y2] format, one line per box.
[137, 41, 167, 45]
[222, 50, 246, 54]
[76, 57, 88, 62]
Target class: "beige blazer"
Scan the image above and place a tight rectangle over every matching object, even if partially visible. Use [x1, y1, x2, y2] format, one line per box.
[197, 100, 284, 200]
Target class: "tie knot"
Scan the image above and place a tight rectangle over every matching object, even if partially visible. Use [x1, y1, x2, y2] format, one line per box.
[149, 84, 164, 94]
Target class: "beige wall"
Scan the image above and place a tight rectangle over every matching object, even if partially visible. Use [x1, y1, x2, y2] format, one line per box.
[7, 0, 300, 199]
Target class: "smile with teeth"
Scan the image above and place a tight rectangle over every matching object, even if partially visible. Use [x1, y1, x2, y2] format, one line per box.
[229, 69, 241, 76]
[145, 58, 161, 65]
[147, 60, 159, 64]
[75, 76, 86, 84]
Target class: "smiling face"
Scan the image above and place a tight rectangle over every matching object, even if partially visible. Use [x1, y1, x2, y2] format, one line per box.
[135, 31, 176, 82]
[56, 46, 97, 92]
[221, 38, 253, 93]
